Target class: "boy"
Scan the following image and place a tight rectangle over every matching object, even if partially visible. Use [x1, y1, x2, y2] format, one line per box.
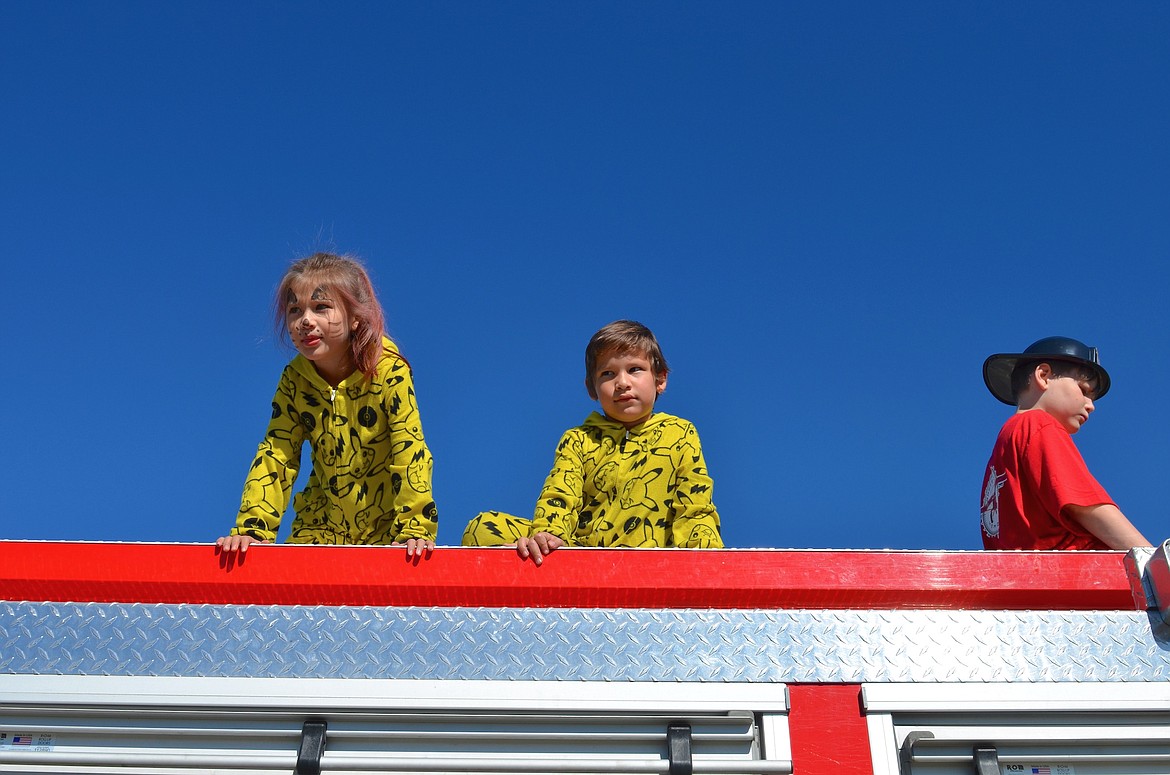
[463, 320, 723, 563]
[980, 336, 1150, 550]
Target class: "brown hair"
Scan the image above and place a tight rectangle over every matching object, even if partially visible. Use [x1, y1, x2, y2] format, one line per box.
[583, 320, 669, 399]
[1009, 359, 1098, 402]
[274, 252, 392, 380]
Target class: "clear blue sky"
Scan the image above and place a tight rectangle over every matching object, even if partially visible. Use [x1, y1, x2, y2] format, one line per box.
[4, 2, 1168, 550]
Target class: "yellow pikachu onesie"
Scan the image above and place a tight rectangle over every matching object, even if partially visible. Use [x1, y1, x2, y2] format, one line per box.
[464, 412, 720, 548]
[232, 337, 437, 544]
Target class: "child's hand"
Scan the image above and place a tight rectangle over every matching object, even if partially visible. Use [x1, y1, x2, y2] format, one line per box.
[517, 532, 565, 566]
[394, 538, 435, 557]
[216, 534, 267, 553]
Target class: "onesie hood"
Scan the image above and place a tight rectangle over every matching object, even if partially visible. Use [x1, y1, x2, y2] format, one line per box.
[582, 411, 666, 436]
[288, 336, 402, 390]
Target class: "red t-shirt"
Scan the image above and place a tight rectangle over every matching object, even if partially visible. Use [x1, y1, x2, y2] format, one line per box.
[980, 411, 1113, 550]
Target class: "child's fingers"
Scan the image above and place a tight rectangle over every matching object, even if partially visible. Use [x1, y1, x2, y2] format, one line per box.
[516, 536, 548, 565]
[403, 538, 435, 556]
[532, 533, 563, 558]
[215, 535, 255, 553]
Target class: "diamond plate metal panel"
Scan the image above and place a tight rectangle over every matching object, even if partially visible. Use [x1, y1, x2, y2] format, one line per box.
[3, 603, 1169, 682]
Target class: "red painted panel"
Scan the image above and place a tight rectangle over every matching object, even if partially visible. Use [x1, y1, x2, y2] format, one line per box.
[0, 541, 1138, 609]
[788, 684, 874, 775]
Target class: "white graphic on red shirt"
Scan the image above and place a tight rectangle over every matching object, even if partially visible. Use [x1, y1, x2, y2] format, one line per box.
[981, 465, 1006, 538]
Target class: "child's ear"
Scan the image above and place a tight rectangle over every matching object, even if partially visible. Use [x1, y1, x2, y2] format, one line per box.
[656, 372, 668, 395]
[585, 377, 598, 400]
[1034, 362, 1053, 391]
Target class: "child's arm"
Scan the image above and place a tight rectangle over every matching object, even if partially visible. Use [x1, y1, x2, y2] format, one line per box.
[1023, 421, 1151, 550]
[669, 421, 723, 549]
[524, 430, 587, 564]
[1063, 503, 1153, 549]
[218, 370, 305, 552]
[379, 357, 439, 550]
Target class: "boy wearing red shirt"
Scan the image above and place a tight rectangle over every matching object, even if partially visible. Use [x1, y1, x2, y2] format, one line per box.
[981, 336, 1151, 550]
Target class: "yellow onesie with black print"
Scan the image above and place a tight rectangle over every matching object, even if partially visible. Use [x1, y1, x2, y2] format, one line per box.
[232, 337, 438, 544]
[463, 412, 721, 548]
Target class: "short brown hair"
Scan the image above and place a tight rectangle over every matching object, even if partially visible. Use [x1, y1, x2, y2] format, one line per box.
[583, 320, 669, 399]
[1009, 359, 1098, 402]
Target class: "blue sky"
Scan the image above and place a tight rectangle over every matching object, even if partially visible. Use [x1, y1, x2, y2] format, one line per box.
[4, 2, 1168, 550]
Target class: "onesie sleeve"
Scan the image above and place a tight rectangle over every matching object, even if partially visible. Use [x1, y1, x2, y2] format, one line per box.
[669, 422, 723, 548]
[232, 368, 305, 542]
[378, 356, 439, 542]
[530, 429, 587, 543]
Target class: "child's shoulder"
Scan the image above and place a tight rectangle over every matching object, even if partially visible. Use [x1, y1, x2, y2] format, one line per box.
[1002, 409, 1060, 431]
[647, 410, 692, 425]
[371, 338, 411, 379]
[284, 354, 320, 385]
[565, 412, 616, 437]
[558, 412, 635, 445]
[380, 335, 402, 357]
[997, 409, 1069, 446]
[641, 411, 700, 434]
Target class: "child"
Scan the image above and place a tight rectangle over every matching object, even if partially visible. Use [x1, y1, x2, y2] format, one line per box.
[980, 336, 1150, 550]
[463, 320, 722, 563]
[217, 253, 437, 556]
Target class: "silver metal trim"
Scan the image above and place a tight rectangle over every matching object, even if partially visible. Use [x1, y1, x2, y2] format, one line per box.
[0, 676, 790, 712]
[4, 603, 1170, 683]
[863, 683, 1170, 712]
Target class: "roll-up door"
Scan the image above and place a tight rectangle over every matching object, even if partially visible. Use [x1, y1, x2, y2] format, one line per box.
[0, 676, 791, 775]
[864, 683, 1170, 775]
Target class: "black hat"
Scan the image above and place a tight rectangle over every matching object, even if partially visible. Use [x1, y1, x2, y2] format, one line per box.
[983, 336, 1110, 405]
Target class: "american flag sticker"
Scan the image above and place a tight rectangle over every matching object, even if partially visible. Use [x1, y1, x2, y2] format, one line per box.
[0, 733, 53, 752]
[1031, 768, 1050, 775]
[1025, 766, 1074, 775]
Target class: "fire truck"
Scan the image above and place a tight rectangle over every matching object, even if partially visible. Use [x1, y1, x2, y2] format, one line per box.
[3, 541, 1170, 774]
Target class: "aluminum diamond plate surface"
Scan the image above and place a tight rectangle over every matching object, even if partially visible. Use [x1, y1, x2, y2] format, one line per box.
[3, 603, 1170, 682]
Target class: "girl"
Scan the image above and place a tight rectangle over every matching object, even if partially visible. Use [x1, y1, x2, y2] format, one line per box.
[217, 253, 437, 556]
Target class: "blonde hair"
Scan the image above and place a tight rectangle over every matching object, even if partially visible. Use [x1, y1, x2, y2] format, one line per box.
[274, 252, 392, 380]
